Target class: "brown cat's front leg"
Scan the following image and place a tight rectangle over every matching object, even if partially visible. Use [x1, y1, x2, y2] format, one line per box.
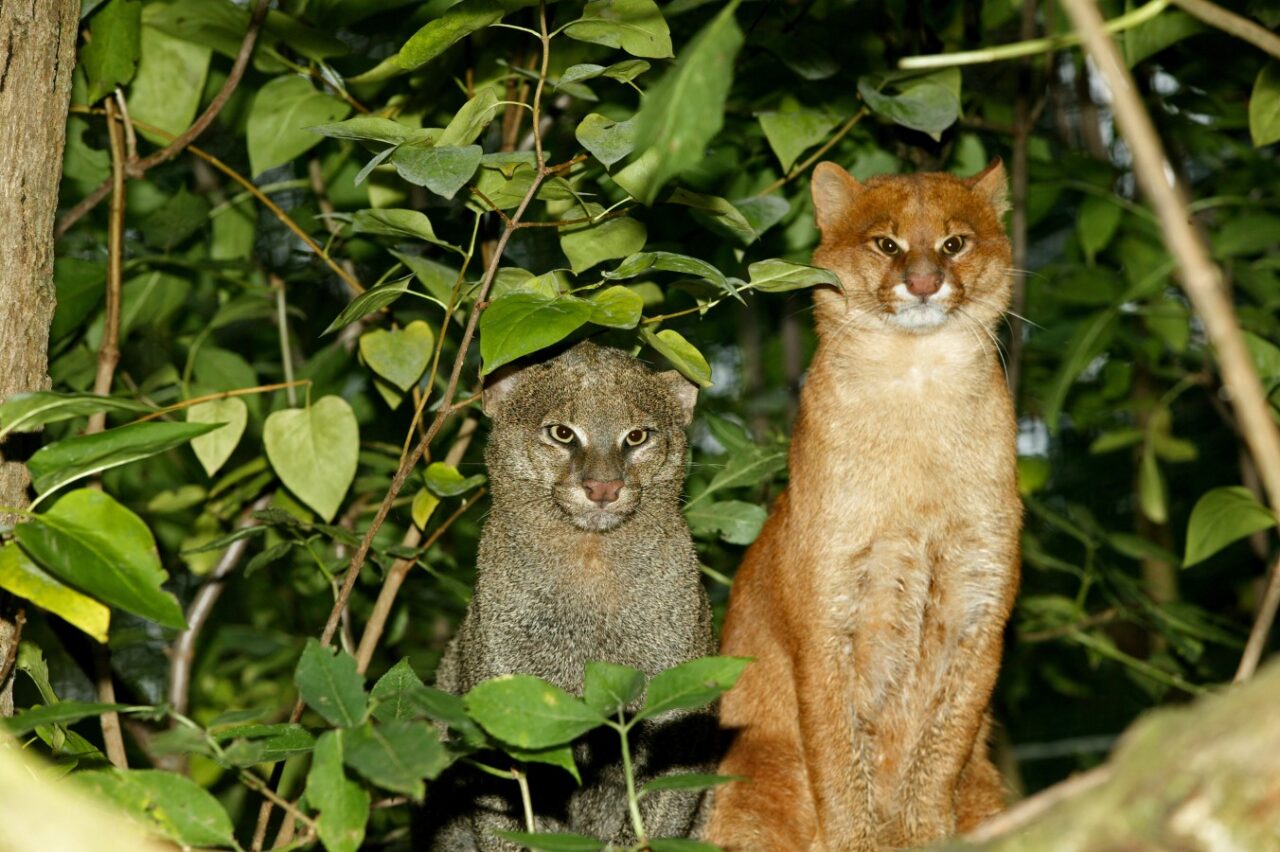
[793, 641, 876, 852]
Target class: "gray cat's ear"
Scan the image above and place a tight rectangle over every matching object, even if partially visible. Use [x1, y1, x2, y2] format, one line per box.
[657, 371, 698, 426]
[965, 157, 1010, 219]
[811, 161, 864, 235]
[482, 363, 523, 417]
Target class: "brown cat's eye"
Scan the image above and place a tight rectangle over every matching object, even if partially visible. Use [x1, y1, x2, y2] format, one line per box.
[547, 424, 577, 444]
[941, 235, 966, 255]
[874, 237, 900, 256]
[624, 429, 649, 447]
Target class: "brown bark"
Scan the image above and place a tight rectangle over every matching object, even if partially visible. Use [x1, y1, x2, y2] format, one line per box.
[0, 0, 80, 715]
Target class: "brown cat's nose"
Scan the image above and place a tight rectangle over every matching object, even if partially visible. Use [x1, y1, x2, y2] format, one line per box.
[582, 479, 623, 505]
[906, 272, 943, 298]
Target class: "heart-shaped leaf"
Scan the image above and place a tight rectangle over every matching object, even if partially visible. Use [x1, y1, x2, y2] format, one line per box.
[576, 114, 636, 168]
[15, 489, 186, 629]
[187, 397, 247, 476]
[264, 396, 359, 521]
[563, 0, 673, 59]
[247, 75, 350, 177]
[1183, 486, 1276, 567]
[359, 321, 434, 391]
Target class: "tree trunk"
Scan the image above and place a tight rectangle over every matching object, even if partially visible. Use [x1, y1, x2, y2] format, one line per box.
[954, 661, 1280, 850]
[0, 0, 80, 716]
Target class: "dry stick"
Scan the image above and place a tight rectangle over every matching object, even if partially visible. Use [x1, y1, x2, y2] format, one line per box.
[355, 486, 485, 675]
[753, 108, 868, 199]
[67, 109, 366, 296]
[169, 496, 275, 723]
[1237, 554, 1280, 683]
[1058, 0, 1280, 682]
[965, 764, 1111, 841]
[1169, 0, 1280, 59]
[252, 9, 557, 845]
[135, 381, 311, 423]
[54, 0, 271, 237]
[87, 98, 130, 771]
[1005, 0, 1037, 397]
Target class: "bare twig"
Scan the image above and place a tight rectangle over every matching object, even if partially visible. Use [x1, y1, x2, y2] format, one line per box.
[55, 0, 270, 235]
[1019, 607, 1119, 643]
[1168, 0, 1280, 59]
[1060, 0, 1280, 683]
[966, 765, 1111, 841]
[93, 645, 127, 768]
[1237, 554, 1280, 683]
[252, 5, 556, 843]
[136, 381, 311, 422]
[1006, 0, 1038, 397]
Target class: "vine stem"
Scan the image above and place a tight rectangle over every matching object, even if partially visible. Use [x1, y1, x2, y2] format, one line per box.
[252, 4, 556, 844]
[1169, 0, 1280, 59]
[270, 276, 299, 407]
[1058, 0, 1280, 683]
[615, 717, 647, 844]
[135, 381, 311, 422]
[513, 768, 536, 833]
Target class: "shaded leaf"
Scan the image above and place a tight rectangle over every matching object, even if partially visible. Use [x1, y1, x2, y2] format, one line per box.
[0, 392, 153, 440]
[343, 720, 451, 796]
[479, 293, 595, 375]
[392, 144, 483, 199]
[685, 499, 766, 545]
[639, 773, 739, 796]
[1184, 486, 1275, 567]
[464, 675, 606, 749]
[582, 661, 645, 717]
[495, 833, 604, 852]
[1250, 61, 1280, 147]
[3, 701, 126, 736]
[563, 0, 673, 59]
[758, 99, 841, 172]
[324, 280, 413, 335]
[83, 0, 142, 103]
[247, 75, 350, 177]
[353, 208, 462, 253]
[637, 657, 750, 721]
[561, 214, 647, 274]
[576, 114, 636, 168]
[295, 638, 368, 728]
[858, 68, 961, 140]
[307, 731, 369, 852]
[77, 768, 237, 849]
[352, 0, 503, 82]
[642, 328, 712, 388]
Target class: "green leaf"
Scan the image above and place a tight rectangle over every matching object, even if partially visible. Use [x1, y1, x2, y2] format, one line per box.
[576, 114, 636, 168]
[247, 75, 350, 177]
[758, 98, 841, 172]
[668, 188, 756, 245]
[360, 321, 434, 391]
[685, 499, 766, 545]
[1138, 447, 1167, 524]
[494, 833, 605, 852]
[637, 656, 750, 721]
[295, 638, 368, 728]
[563, 0, 673, 59]
[0, 392, 154, 440]
[370, 663, 486, 743]
[561, 214, 647, 274]
[695, 445, 786, 505]
[1044, 310, 1117, 431]
[423, 462, 487, 497]
[411, 489, 441, 530]
[1250, 62, 1280, 148]
[391, 144, 483, 199]
[439, 86, 502, 147]
[1124, 10, 1203, 66]
[77, 769, 237, 849]
[3, 700, 125, 735]
[561, 59, 651, 87]
[352, 0, 503, 82]
[264, 396, 360, 521]
[307, 731, 370, 852]
[188, 397, 247, 477]
[747, 259, 838, 293]
[858, 68, 961, 140]
[587, 286, 644, 329]
[582, 661, 645, 717]
[15, 490, 185, 629]
[1183, 486, 1276, 567]
[140, 187, 212, 249]
[1090, 428, 1145, 454]
[83, 0, 142, 103]
[464, 675, 606, 749]
[641, 328, 712, 388]
[1213, 213, 1280, 258]
[639, 773, 739, 796]
[0, 544, 110, 642]
[479, 293, 595, 375]
[627, 1, 742, 203]
[647, 840, 720, 852]
[27, 420, 218, 499]
[324, 279, 413, 335]
[1244, 331, 1280, 383]
[353, 208, 462, 253]
[127, 25, 211, 146]
[343, 720, 451, 796]
[311, 115, 427, 145]
[605, 251, 727, 289]
[504, 743, 581, 782]
[1077, 195, 1123, 264]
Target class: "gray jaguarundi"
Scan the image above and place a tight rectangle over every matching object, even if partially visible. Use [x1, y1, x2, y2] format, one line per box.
[427, 342, 715, 851]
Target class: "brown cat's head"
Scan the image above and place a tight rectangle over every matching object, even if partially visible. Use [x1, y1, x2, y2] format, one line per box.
[809, 160, 1012, 339]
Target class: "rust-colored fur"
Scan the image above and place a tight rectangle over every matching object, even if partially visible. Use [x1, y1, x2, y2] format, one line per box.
[707, 162, 1022, 851]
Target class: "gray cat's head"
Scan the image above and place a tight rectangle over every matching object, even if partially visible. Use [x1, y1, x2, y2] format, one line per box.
[482, 342, 698, 532]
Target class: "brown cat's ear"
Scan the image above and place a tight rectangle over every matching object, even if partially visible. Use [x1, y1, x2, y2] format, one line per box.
[482, 363, 524, 417]
[656, 370, 698, 426]
[811, 161, 864, 234]
[965, 158, 1010, 219]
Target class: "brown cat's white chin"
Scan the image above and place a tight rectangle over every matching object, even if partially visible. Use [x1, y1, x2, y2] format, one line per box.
[888, 300, 951, 332]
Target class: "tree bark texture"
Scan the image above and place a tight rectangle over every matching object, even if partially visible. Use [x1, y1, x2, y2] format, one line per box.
[0, 0, 80, 715]
[952, 661, 1280, 850]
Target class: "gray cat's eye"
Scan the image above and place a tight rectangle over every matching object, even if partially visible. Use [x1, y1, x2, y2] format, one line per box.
[624, 428, 649, 447]
[875, 237, 900, 256]
[547, 424, 577, 444]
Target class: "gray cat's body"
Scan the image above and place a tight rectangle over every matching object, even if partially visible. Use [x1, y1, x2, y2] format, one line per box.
[428, 343, 715, 851]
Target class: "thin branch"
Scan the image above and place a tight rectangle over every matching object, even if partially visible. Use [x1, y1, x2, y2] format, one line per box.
[898, 0, 1171, 69]
[56, 0, 271, 234]
[1006, 0, 1038, 397]
[270, 276, 299, 407]
[86, 98, 126, 434]
[1060, 0, 1280, 683]
[136, 381, 311, 422]
[93, 645, 128, 768]
[965, 765, 1111, 841]
[1019, 607, 1119, 643]
[252, 6, 557, 842]
[240, 771, 318, 833]
[1236, 553, 1280, 683]
[1169, 0, 1280, 59]
[753, 109, 867, 198]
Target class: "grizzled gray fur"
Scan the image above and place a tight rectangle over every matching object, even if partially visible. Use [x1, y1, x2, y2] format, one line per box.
[428, 342, 715, 850]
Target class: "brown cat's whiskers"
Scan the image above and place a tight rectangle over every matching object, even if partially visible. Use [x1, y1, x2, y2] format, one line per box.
[955, 306, 1009, 382]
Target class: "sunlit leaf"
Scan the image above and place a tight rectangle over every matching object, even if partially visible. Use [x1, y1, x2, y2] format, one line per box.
[642, 328, 712, 388]
[188, 397, 247, 477]
[264, 396, 360, 521]
[360, 321, 433, 391]
[563, 0, 673, 59]
[78, 769, 237, 849]
[0, 544, 110, 642]
[1183, 486, 1275, 567]
[479, 293, 594, 375]
[247, 75, 350, 177]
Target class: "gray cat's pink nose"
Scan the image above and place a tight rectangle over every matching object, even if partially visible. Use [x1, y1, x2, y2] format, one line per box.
[582, 479, 623, 505]
[906, 272, 942, 298]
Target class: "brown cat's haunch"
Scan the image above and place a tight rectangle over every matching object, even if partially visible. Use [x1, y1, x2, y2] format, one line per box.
[707, 161, 1022, 851]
